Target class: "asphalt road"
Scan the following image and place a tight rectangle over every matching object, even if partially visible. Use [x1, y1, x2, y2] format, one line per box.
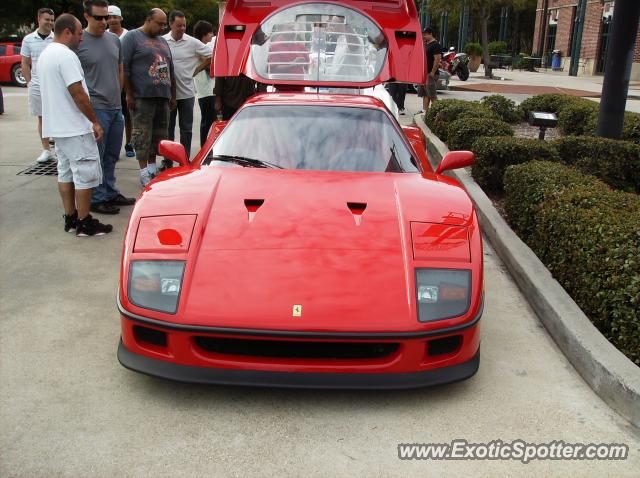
[1, 86, 639, 477]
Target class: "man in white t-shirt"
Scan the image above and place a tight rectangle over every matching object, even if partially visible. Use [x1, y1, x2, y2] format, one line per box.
[162, 10, 211, 167]
[39, 14, 112, 237]
[21, 7, 55, 163]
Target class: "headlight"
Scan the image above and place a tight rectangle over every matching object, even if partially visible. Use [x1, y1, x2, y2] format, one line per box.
[416, 269, 471, 322]
[128, 261, 186, 314]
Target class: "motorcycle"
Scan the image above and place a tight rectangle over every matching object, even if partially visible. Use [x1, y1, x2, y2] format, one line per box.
[441, 46, 470, 81]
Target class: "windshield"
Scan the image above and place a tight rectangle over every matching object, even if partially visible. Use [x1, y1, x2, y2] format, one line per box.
[205, 105, 419, 173]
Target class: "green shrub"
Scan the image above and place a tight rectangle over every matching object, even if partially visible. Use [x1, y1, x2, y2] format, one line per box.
[430, 101, 499, 140]
[557, 99, 598, 136]
[512, 53, 528, 70]
[425, 99, 470, 132]
[622, 112, 640, 145]
[481, 94, 521, 123]
[471, 136, 560, 193]
[519, 93, 575, 121]
[552, 136, 640, 192]
[504, 161, 640, 364]
[464, 42, 483, 57]
[488, 41, 507, 55]
[447, 117, 513, 151]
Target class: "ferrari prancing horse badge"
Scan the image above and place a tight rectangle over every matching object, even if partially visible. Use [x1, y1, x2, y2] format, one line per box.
[292, 305, 302, 317]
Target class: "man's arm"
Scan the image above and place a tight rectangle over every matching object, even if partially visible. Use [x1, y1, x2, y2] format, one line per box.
[67, 81, 103, 142]
[21, 56, 32, 84]
[431, 53, 441, 76]
[119, 63, 124, 90]
[192, 57, 211, 77]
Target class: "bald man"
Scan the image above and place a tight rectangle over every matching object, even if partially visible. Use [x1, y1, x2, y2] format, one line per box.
[121, 8, 176, 186]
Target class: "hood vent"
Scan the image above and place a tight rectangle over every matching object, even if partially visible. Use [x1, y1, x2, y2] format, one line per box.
[347, 202, 367, 226]
[245, 199, 265, 222]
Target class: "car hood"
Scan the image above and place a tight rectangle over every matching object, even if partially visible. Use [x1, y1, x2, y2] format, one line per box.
[131, 167, 475, 332]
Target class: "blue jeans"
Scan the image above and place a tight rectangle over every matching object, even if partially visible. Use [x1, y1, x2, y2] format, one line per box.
[169, 97, 195, 157]
[92, 108, 124, 204]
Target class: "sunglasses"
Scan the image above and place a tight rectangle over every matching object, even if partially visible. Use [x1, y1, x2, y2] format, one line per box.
[90, 14, 109, 21]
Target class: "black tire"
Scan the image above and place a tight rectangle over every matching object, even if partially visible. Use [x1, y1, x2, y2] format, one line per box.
[456, 63, 470, 81]
[11, 63, 27, 87]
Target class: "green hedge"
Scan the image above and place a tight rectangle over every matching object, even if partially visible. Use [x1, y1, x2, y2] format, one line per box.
[519, 93, 640, 145]
[504, 161, 640, 365]
[557, 99, 599, 136]
[519, 93, 575, 121]
[429, 101, 499, 141]
[471, 136, 560, 193]
[481, 95, 521, 124]
[447, 117, 514, 151]
[552, 136, 640, 193]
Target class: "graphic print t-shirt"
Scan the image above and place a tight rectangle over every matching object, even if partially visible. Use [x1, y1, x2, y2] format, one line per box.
[121, 28, 174, 99]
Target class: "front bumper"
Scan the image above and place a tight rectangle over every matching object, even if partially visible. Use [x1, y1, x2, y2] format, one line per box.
[118, 339, 480, 389]
[117, 295, 482, 389]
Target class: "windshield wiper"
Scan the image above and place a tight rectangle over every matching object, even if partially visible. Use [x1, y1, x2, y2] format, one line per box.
[208, 154, 283, 169]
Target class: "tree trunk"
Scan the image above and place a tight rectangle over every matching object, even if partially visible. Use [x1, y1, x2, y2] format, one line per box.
[480, 2, 493, 78]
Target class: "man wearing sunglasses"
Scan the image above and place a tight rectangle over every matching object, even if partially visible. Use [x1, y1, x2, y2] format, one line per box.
[75, 0, 135, 215]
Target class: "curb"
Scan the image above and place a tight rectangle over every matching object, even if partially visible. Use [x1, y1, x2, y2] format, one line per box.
[413, 113, 640, 428]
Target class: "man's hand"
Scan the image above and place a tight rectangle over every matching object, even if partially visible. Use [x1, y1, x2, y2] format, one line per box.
[126, 95, 136, 111]
[169, 97, 177, 110]
[214, 96, 222, 113]
[92, 121, 104, 142]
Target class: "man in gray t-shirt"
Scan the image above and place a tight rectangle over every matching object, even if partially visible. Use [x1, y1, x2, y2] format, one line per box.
[122, 8, 176, 186]
[76, 0, 135, 214]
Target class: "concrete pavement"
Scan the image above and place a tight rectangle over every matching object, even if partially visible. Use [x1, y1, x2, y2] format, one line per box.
[1, 86, 640, 477]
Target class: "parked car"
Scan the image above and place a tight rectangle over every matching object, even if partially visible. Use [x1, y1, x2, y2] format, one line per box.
[0, 43, 26, 87]
[117, 0, 483, 389]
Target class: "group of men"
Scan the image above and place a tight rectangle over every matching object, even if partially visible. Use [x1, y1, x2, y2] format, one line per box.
[20, 3, 229, 237]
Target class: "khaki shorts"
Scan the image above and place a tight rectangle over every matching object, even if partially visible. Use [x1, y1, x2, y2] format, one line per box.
[28, 85, 42, 116]
[54, 133, 102, 189]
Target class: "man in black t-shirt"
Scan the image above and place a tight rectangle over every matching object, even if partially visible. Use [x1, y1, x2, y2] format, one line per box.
[420, 26, 442, 112]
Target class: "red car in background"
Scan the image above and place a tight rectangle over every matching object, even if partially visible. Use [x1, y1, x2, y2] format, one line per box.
[117, 0, 483, 389]
[0, 42, 26, 87]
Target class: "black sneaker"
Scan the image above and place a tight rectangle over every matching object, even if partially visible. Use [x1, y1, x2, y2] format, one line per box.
[107, 194, 136, 206]
[90, 202, 120, 214]
[64, 210, 78, 233]
[76, 214, 113, 237]
[159, 158, 174, 171]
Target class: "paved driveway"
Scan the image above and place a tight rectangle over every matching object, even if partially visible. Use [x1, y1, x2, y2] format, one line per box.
[1, 87, 639, 477]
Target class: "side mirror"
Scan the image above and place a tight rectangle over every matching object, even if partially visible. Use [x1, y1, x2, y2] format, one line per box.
[158, 140, 189, 167]
[435, 151, 475, 174]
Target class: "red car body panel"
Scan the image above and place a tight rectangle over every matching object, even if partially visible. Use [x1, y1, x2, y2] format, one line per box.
[118, 1, 482, 388]
[213, 0, 426, 87]
[0, 43, 22, 84]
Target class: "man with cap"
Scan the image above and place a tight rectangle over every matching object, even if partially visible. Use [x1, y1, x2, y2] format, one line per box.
[107, 4, 135, 159]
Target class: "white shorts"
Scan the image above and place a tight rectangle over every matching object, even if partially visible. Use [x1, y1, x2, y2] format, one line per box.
[54, 133, 102, 189]
[28, 85, 42, 117]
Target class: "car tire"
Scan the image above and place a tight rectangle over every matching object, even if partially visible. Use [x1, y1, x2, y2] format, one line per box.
[456, 63, 470, 81]
[11, 63, 27, 87]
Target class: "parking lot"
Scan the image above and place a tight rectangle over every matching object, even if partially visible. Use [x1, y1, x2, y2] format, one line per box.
[1, 84, 639, 477]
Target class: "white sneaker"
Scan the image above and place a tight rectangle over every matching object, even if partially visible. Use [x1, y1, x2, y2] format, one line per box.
[36, 150, 54, 163]
[140, 168, 152, 187]
[147, 162, 158, 177]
